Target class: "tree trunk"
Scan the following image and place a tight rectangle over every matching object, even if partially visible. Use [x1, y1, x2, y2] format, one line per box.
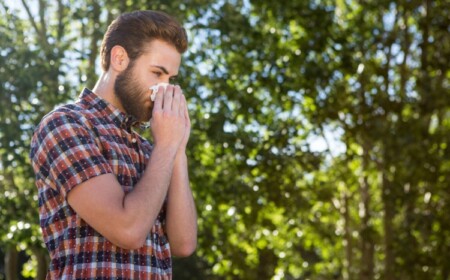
[359, 146, 374, 280]
[257, 248, 277, 279]
[441, 233, 449, 280]
[5, 244, 19, 280]
[382, 173, 395, 280]
[86, 0, 102, 89]
[32, 247, 48, 280]
[343, 192, 353, 280]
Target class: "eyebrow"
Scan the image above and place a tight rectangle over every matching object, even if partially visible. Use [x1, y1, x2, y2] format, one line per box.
[151, 65, 178, 78]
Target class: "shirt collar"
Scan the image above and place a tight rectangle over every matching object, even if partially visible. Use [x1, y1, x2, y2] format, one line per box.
[78, 88, 138, 130]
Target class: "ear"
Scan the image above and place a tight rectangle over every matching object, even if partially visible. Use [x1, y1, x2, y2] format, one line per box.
[110, 45, 130, 72]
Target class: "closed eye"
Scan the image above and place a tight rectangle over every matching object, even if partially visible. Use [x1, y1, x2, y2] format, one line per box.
[153, 71, 162, 77]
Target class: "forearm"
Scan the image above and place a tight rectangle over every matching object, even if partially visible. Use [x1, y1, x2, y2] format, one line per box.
[166, 152, 197, 256]
[120, 145, 178, 245]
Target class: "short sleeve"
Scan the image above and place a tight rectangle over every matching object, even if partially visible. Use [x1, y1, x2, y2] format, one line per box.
[30, 110, 113, 198]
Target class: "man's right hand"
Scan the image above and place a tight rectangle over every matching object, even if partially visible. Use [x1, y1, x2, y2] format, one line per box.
[150, 84, 186, 151]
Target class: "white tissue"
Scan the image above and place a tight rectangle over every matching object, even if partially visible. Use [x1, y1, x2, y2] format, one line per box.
[149, 83, 170, 101]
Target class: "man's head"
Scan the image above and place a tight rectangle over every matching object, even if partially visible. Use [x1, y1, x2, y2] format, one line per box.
[100, 10, 188, 71]
[99, 10, 188, 122]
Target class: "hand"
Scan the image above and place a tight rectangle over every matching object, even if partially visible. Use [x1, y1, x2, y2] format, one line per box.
[150, 85, 186, 151]
[178, 94, 191, 154]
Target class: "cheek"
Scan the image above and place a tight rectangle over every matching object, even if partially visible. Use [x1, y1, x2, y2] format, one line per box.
[132, 74, 150, 95]
[148, 74, 162, 85]
[129, 67, 150, 87]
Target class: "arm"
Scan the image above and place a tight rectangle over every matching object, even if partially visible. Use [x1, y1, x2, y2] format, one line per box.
[165, 152, 197, 257]
[67, 85, 186, 250]
[165, 93, 197, 257]
[67, 147, 177, 249]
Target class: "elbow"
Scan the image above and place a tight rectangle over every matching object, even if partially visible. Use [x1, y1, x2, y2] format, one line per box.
[171, 239, 197, 257]
[121, 237, 146, 251]
[113, 228, 147, 250]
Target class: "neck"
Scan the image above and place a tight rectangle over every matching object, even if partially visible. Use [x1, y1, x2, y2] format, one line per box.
[92, 71, 125, 112]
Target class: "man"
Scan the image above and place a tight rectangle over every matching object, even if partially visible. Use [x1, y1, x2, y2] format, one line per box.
[29, 10, 197, 279]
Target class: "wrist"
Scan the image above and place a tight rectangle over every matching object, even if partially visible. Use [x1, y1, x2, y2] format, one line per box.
[175, 150, 187, 162]
[152, 143, 179, 160]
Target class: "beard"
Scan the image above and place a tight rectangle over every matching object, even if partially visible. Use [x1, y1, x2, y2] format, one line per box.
[114, 64, 152, 122]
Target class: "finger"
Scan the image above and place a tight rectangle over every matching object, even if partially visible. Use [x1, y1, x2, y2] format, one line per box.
[153, 85, 165, 112]
[163, 85, 174, 111]
[178, 94, 185, 116]
[172, 85, 182, 113]
[183, 96, 191, 127]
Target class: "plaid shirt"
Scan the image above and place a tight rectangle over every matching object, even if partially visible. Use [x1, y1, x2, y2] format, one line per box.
[30, 88, 171, 279]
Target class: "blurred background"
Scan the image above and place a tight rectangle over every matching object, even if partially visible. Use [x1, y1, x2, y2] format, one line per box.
[0, 0, 449, 279]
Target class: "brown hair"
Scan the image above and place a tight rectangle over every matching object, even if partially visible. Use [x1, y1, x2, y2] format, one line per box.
[100, 10, 188, 71]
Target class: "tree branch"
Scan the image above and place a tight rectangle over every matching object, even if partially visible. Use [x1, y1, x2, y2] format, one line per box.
[20, 0, 41, 38]
[20, 0, 49, 50]
[38, 0, 48, 42]
[56, 0, 65, 43]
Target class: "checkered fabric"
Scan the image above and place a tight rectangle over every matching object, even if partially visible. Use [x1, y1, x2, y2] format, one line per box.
[30, 88, 171, 279]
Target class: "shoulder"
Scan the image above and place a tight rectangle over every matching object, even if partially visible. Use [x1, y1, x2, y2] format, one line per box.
[34, 102, 96, 137]
[31, 103, 96, 154]
[41, 103, 87, 126]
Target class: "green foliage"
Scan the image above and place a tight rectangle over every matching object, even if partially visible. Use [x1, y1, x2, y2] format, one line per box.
[0, 0, 449, 279]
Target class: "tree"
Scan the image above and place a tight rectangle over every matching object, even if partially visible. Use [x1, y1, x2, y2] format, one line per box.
[0, 0, 449, 279]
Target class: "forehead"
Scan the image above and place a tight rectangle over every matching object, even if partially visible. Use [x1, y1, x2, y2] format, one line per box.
[137, 39, 181, 73]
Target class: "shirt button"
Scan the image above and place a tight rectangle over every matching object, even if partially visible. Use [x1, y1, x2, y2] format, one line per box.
[132, 138, 137, 143]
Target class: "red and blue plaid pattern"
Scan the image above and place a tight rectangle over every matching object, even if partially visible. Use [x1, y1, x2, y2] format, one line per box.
[30, 88, 171, 279]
